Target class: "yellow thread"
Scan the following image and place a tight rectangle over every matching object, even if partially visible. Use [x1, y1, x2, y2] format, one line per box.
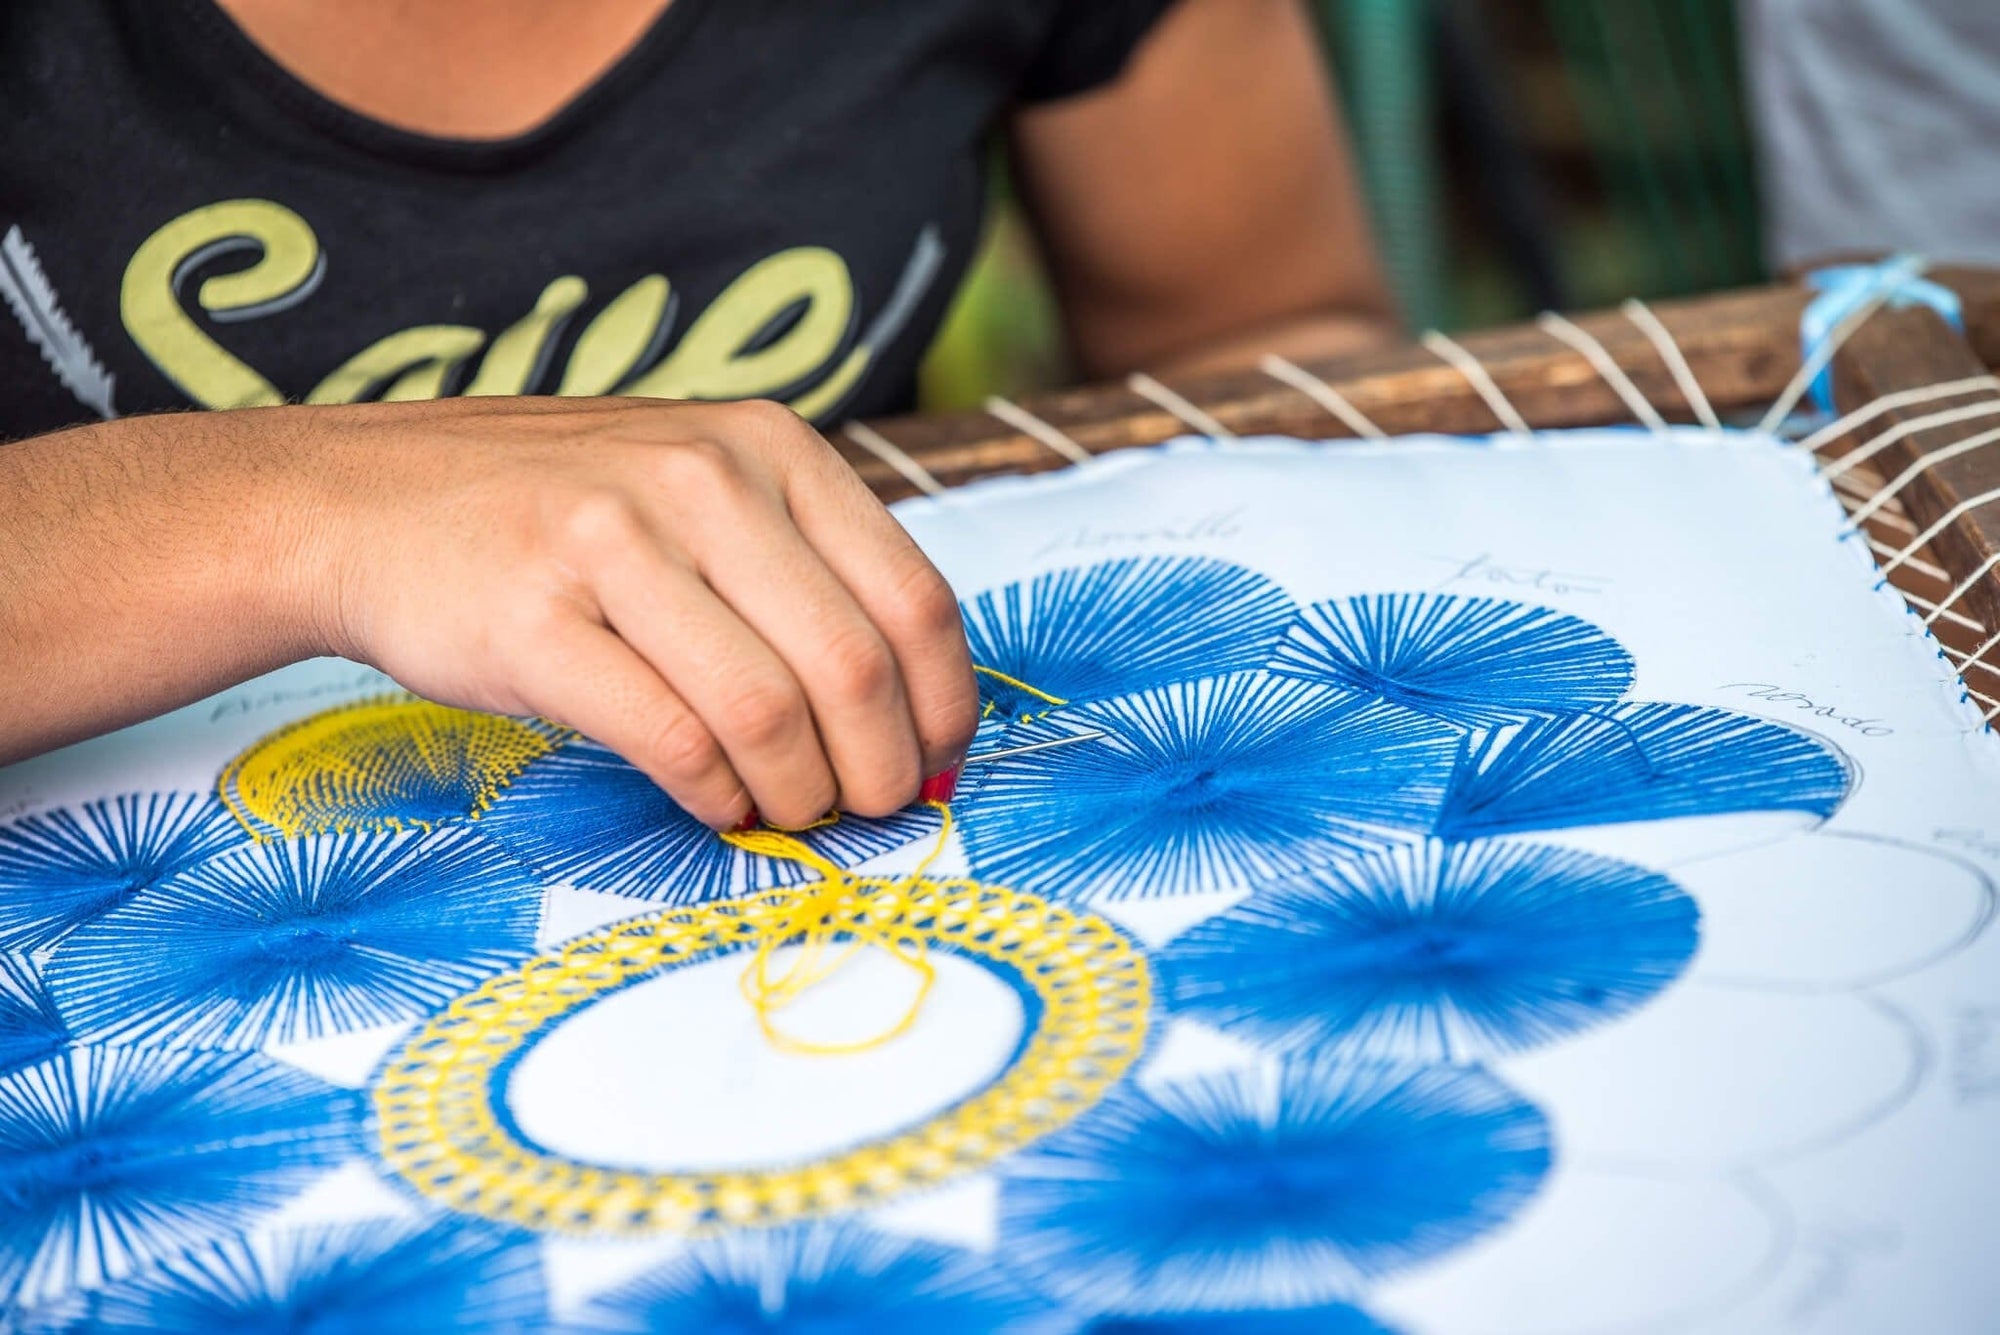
[218, 694, 572, 839]
[370, 878, 1151, 1235]
[721, 802, 956, 1056]
[972, 664, 1068, 708]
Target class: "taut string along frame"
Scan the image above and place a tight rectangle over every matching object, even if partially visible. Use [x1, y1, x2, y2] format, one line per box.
[1621, 298, 1722, 432]
[1420, 330, 1533, 437]
[833, 267, 2000, 724]
[1536, 311, 1671, 434]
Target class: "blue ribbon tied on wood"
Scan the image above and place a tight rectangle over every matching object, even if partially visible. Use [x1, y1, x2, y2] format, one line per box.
[1802, 254, 1964, 414]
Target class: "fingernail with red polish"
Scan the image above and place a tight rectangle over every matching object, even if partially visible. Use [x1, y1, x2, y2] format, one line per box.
[919, 765, 961, 803]
[729, 809, 761, 833]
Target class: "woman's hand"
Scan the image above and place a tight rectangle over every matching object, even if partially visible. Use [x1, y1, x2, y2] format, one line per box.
[0, 397, 979, 828]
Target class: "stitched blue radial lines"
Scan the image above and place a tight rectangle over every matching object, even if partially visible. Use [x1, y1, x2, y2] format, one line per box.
[1271, 592, 1635, 728]
[0, 955, 69, 1079]
[1162, 838, 1701, 1062]
[565, 1222, 1055, 1334]
[1435, 702, 1852, 838]
[0, 794, 239, 953]
[962, 674, 1459, 900]
[46, 828, 544, 1050]
[0, 1047, 360, 1303]
[476, 739, 939, 904]
[15, 1216, 546, 1333]
[959, 556, 1297, 718]
[995, 1053, 1552, 1313]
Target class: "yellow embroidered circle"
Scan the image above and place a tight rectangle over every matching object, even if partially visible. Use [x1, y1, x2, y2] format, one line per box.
[219, 694, 573, 839]
[371, 877, 1152, 1235]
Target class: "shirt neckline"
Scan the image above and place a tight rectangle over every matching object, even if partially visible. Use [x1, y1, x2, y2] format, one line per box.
[166, 0, 718, 172]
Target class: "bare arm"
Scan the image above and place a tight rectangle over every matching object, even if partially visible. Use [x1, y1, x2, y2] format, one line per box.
[0, 400, 979, 827]
[1011, 0, 1398, 379]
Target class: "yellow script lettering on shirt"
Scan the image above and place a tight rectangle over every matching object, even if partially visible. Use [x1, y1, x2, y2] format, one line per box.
[118, 199, 908, 419]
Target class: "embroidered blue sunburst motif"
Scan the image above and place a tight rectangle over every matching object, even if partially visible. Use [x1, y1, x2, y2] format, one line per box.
[0, 1046, 360, 1304]
[16, 1215, 546, 1333]
[1270, 593, 1634, 730]
[1163, 838, 1700, 1062]
[46, 828, 543, 1050]
[961, 674, 1459, 901]
[0, 794, 239, 952]
[566, 1221, 1054, 1334]
[1435, 702, 1852, 839]
[960, 557, 1297, 720]
[996, 1053, 1551, 1313]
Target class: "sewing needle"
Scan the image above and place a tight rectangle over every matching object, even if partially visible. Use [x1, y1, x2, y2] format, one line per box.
[962, 729, 1107, 766]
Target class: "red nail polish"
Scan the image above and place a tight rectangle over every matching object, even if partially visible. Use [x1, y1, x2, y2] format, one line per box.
[919, 765, 961, 803]
[729, 809, 761, 833]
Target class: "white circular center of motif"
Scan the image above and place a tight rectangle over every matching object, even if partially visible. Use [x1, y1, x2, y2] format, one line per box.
[505, 944, 1026, 1173]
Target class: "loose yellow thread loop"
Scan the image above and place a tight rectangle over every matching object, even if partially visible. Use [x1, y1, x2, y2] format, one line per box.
[721, 802, 956, 1056]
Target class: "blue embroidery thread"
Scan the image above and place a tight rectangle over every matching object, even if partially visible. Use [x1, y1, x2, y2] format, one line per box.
[1436, 703, 1852, 839]
[477, 739, 940, 904]
[0, 1047, 359, 1301]
[16, 1216, 547, 1333]
[0, 953, 69, 1078]
[566, 1222, 1054, 1334]
[0, 795, 238, 952]
[959, 557, 1298, 719]
[1269, 593, 1635, 730]
[962, 674, 1459, 900]
[995, 1053, 1551, 1312]
[47, 828, 544, 1049]
[1163, 838, 1700, 1062]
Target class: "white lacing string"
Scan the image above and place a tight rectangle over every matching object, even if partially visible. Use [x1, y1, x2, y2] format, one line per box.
[1258, 354, 1388, 440]
[1796, 374, 2000, 457]
[1865, 536, 1950, 583]
[1844, 425, 2000, 527]
[1536, 311, 1670, 433]
[1946, 623, 2000, 670]
[1819, 399, 2000, 483]
[1127, 372, 1236, 440]
[1898, 588, 1985, 632]
[1925, 552, 2000, 628]
[843, 421, 945, 497]
[1420, 330, 1532, 437]
[1877, 484, 2000, 576]
[1756, 280, 1906, 436]
[1945, 626, 2000, 684]
[983, 394, 1092, 466]
[1620, 298, 1721, 431]
[1861, 507, 1918, 537]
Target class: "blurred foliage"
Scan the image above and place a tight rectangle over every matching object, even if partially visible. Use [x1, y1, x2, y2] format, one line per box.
[916, 0, 1766, 411]
[916, 203, 1067, 413]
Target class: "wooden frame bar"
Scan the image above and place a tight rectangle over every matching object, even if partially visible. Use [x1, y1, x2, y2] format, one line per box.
[844, 267, 2000, 704]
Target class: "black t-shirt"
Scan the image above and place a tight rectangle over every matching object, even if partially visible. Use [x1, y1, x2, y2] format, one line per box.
[0, 0, 1176, 439]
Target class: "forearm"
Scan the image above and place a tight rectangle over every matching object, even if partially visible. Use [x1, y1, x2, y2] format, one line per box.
[0, 409, 328, 762]
[1012, 0, 1397, 384]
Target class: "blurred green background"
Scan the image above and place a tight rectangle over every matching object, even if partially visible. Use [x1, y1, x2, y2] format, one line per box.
[918, 0, 1763, 411]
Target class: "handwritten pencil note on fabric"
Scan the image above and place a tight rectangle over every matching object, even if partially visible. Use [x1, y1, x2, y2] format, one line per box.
[2, 427, 1997, 1333]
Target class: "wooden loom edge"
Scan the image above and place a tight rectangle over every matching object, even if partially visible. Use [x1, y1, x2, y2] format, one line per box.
[841, 266, 2000, 499]
[844, 268, 2000, 709]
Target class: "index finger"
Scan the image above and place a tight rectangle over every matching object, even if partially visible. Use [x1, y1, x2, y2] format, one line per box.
[766, 417, 979, 777]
